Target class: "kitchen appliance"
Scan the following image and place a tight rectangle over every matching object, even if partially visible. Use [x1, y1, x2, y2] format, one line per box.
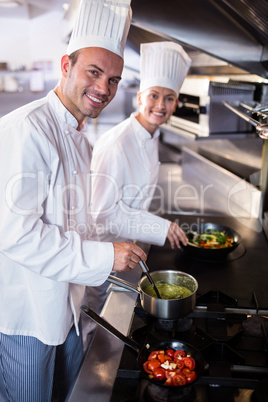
[130, 0, 268, 79]
[108, 215, 268, 402]
[68, 215, 268, 402]
[168, 79, 256, 137]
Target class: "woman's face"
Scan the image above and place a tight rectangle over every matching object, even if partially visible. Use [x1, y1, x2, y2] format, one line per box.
[136, 86, 178, 135]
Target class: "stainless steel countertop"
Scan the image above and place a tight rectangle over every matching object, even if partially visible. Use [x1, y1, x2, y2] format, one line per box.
[68, 242, 150, 402]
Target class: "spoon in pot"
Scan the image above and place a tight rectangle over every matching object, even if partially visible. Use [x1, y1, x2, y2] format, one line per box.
[126, 241, 162, 299]
[138, 260, 162, 299]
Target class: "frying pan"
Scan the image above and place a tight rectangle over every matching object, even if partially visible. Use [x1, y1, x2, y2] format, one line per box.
[80, 305, 205, 388]
[181, 223, 241, 259]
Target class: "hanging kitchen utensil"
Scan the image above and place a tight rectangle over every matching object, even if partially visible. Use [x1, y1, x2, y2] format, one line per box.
[223, 101, 268, 139]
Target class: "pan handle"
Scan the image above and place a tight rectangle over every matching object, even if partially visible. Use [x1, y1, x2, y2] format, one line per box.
[80, 305, 140, 353]
[106, 275, 141, 294]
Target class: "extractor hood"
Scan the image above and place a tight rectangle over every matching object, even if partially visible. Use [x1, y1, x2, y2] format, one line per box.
[129, 0, 268, 79]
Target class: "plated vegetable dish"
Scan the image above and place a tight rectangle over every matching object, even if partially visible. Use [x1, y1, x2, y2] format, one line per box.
[143, 348, 197, 386]
[187, 229, 234, 249]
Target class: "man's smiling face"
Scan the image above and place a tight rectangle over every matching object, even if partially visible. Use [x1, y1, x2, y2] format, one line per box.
[60, 47, 123, 123]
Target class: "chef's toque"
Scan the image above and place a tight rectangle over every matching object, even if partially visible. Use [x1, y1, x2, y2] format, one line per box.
[140, 41, 191, 96]
[67, 0, 132, 58]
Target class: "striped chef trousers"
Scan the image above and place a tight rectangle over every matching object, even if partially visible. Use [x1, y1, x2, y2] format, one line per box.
[0, 321, 83, 402]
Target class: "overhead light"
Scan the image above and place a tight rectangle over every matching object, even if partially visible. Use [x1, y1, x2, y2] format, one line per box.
[0, 0, 21, 7]
[62, 3, 70, 12]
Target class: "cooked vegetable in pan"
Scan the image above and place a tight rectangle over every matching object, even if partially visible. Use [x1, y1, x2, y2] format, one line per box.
[143, 348, 197, 386]
[143, 283, 192, 299]
[187, 229, 233, 249]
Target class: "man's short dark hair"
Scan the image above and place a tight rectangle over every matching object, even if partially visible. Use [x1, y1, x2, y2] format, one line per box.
[68, 49, 81, 66]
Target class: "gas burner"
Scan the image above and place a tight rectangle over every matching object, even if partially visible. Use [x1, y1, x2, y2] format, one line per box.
[251, 379, 268, 402]
[145, 382, 196, 402]
[130, 308, 195, 345]
[243, 315, 268, 338]
[113, 304, 268, 402]
[155, 319, 174, 331]
[202, 341, 245, 365]
[156, 317, 193, 333]
[196, 290, 238, 311]
[133, 305, 193, 334]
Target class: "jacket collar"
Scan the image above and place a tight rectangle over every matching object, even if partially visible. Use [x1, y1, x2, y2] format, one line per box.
[130, 112, 160, 147]
[49, 90, 80, 130]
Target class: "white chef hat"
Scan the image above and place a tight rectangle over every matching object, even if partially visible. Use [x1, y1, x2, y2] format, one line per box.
[67, 0, 132, 59]
[140, 41, 192, 96]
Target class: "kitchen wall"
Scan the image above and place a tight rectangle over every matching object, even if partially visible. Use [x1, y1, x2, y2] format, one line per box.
[0, 7, 140, 79]
[0, 10, 67, 118]
[0, 9, 139, 127]
[0, 10, 68, 78]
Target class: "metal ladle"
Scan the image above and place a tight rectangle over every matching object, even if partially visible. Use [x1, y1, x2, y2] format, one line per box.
[138, 260, 162, 299]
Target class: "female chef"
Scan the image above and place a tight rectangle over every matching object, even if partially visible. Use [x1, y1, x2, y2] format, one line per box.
[90, 41, 192, 248]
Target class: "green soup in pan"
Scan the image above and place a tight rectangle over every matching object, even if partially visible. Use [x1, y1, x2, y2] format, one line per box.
[143, 282, 192, 300]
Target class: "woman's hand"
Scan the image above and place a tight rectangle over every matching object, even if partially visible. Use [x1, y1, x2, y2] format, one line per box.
[167, 222, 187, 249]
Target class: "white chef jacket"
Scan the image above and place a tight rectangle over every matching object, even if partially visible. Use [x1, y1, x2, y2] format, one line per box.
[0, 90, 114, 345]
[90, 112, 171, 245]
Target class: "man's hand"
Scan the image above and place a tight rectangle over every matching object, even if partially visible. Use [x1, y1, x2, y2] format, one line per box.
[167, 222, 187, 249]
[112, 242, 147, 272]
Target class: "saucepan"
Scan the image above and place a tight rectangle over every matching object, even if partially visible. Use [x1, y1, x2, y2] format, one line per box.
[80, 305, 205, 388]
[107, 270, 198, 320]
[181, 222, 241, 259]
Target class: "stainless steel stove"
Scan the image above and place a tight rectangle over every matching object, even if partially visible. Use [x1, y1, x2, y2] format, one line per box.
[69, 215, 268, 402]
[110, 215, 268, 402]
[111, 303, 268, 402]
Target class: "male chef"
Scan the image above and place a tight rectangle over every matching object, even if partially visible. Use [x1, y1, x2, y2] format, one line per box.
[0, 1, 146, 401]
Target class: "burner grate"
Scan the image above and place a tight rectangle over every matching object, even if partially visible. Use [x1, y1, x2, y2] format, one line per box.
[145, 382, 196, 402]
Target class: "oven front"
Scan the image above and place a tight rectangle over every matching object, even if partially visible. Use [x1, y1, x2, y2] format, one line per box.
[167, 79, 256, 137]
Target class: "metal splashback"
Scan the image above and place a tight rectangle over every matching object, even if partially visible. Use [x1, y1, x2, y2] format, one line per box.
[129, 0, 268, 78]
